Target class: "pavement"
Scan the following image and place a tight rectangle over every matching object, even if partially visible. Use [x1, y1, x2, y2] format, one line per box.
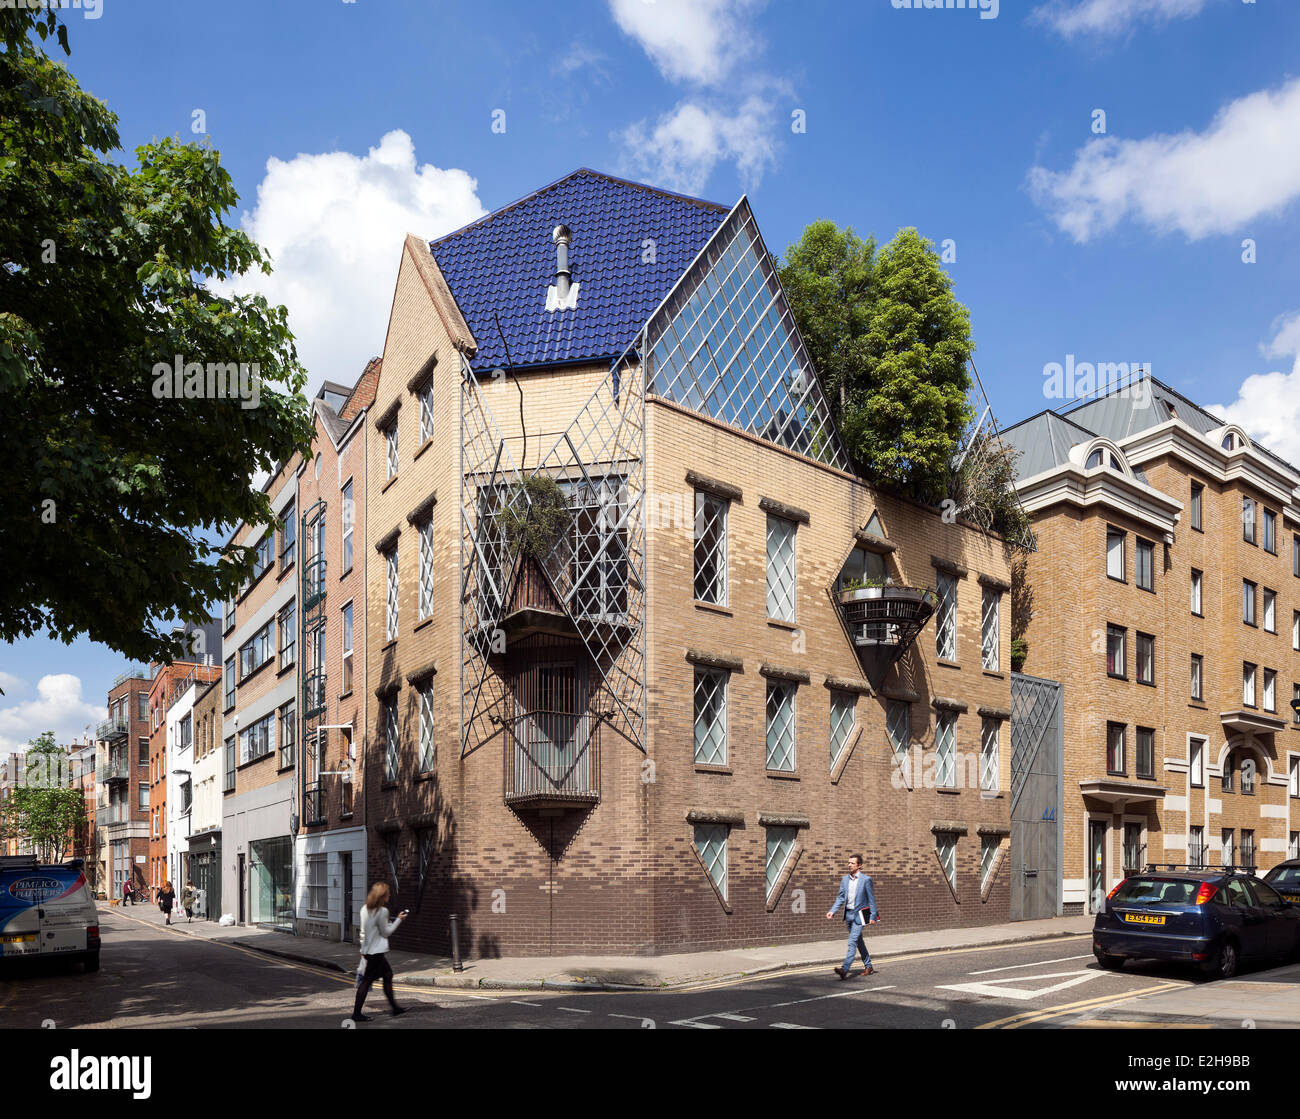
[112, 901, 1093, 989]
[1087, 965, 1300, 1030]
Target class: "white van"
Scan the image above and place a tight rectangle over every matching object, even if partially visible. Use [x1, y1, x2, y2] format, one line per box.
[0, 856, 100, 972]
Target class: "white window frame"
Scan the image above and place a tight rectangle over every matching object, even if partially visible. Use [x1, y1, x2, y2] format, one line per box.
[981, 588, 1000, 671]
[936, 712, 957, 788]
[279, 600, 296, 670]
[1190, 569, 1202, 615]
[937, 832, 957, 889]
[692, 667, 728, 766]
[385, 422, 399, 480]
[419, 518, 434, 620]
[936, 571, 957, 660]
[980, 835, 998, 891]
[1191, 654, 1203, 701]
[765, 826, 797, 901]
[765, 515, 796, 623]
[305, 853, 328, 918]
[418, 381, 434, 445]
[341, 479, 354, 572]
[1263, 668, 1276, 713]
[384, 698, 399, 782]
[887, 700, 910, 760]
[765, 680, 797, 772]
[693, 491, 729, 606]
[385, 547, 399, 641]
[829, 690, 856, 771]
[1290, 755, 1299, 798]
[341, 602, 354, 694]
[1106, 529, 1125, 580]
[980, 718, 999, 792]
[1264, 588, 1277, 633]
[694, 824, 728, 902]
[418, 683, 435, 773]
[1190, 737, 1205, 787]
[1243, 662, 1257, 707]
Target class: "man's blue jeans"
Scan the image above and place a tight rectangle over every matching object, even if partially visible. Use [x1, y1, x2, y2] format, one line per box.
[842, 917, 872, 972]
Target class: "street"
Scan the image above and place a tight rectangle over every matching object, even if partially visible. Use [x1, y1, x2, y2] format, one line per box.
[0, 907, 1276, 1030]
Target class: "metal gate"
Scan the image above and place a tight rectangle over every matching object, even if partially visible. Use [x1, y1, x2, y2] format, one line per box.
[1010, 672, 1064, 920]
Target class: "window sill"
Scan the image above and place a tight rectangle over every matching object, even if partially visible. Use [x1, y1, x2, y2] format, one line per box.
[1138, 680, 1156, 688]
[694, 601, 732, 617]
[937, 658, 960, 670]
[1137, 585, 1155, 595]
[278, 764, 295, 774]
[414, 437, 434, 461]
[765, 769, 799, 780]
[340, 566, 353, 581]
[277, 560, 295, 584]
[1107, 674, 1128, 682]
[382, 639, 397, 653]
[1189, 701, 1208, 710]
[277, 661, 296, 678]
[1107, 576, 1127, 585]
[1191, 611, 1203, 619]
[341, 812, 354, 820]
[415, 769, 438, 782]
[240, 659, 273, 687]
[694, 764, 732, 776]
[338, 690, 353, 701]
[414, 616, 434, 633]
[982, 670, 1005, 680]
[767, 618, 799, 632]
[236, 753, 275, 772]
[382, 475, 399, 495]
[381, 781, 398, 790]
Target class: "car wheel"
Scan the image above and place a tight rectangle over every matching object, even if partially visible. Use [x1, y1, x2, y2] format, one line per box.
[1094, 952, 1124, 971]
[83, 951, 100, 973]
[1205, 939, 1238, 980]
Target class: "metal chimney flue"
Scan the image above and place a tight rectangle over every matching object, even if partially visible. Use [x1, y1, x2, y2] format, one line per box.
[547, 224, 578, 311]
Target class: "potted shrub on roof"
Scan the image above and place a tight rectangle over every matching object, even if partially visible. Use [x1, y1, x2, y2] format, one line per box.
[498, 474, 571, 561]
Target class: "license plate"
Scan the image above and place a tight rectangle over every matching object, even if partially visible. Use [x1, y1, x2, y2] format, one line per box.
[1285, 895, 1300, 905]
[1, 934, 35, 943]
[1122, 913, 1166, 926]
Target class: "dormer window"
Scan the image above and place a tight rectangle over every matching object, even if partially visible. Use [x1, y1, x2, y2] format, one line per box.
[1222, 432, 1242, 451]
[1085, 448, 1122, 472]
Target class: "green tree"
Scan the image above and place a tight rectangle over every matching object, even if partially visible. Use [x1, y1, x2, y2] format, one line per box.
[0, 11, 313, 666]
[3, 732, 84, 863]
[781, 224, 974, 503]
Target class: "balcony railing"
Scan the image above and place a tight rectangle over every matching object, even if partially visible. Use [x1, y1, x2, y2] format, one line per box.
[834, 584, 939, 688]
[303, 783, 325, 826]
[112, 667, 149, 689]
[504, 710, 599, 808]
[97, 717, 129, 742]
[96, 759, 129, 784]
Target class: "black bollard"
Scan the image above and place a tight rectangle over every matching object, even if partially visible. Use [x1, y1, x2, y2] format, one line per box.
[449, 914, 463, 972]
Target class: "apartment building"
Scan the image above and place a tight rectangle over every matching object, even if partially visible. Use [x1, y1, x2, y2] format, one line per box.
[293, 371, 376, 941]
[222, 461, 300, 928]
[190, 677, 222, 917]
[365, 168, 1014, 957]
[98, 667, 151, 897]
[1005, 375, 1300, 914]
[163, 662, 222, 889]
[0, 752, 29, 856]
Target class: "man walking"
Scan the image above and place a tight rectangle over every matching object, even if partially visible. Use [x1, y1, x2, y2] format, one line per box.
[826, 853, 879, 979]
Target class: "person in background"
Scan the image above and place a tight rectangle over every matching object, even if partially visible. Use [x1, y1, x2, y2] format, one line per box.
[122, 879, 134, 906]
[825, 853, 880, 980]
[351, 883, 409, 1023]
[158, 879, 176, 926]
[181, 880, 196, 923]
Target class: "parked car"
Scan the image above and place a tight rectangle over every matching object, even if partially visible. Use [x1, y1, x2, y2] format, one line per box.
[1092, 866, 1300, 979]
[1263, 859, 1300, 905]
[0, 855, 100, 972]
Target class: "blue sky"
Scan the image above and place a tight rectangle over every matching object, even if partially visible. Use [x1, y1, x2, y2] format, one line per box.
[3, 0, 1299, 752]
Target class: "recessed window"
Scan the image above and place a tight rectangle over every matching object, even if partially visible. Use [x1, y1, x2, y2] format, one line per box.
[1190, 482, 1203, 532]
[1289, 754, 1299, 795]
[1190, 738, 1204, 788]
[418, 519, 434, 621]
[981, 588, 1001, 671]
[937, 832, 957, 890]
[936, 571, 957, 661]
[1136, 726, 1155, 780]
[278, 701, 295, 769]
[341, 602, 354, 693]
[1263, 588, 1276, 633]
[385, 547, 399, 641]
[385, 422, 399, 480]
[765, 515, 796, 622]
[1263, 509, 1277, 554]
[980, 836, 999, 891]
[278, 601, 296, 670]
[1293, 610, 1300, 652]
[1136, 633, 1155, 685]
[1263, 668, 1276, 713]
[765, 826, 797, 901]
[1106, 722, 1126, 775]
[1106, 624, 1127, 678]
[384, 698, 399, 782]
[693, 491, 728, 606]
[281, 500, 296, 567]
[1294, 535, 1300, 578]
[936, 711, 957, 788]
[418, 381, 434, 445]
[1190, 826, 1206, 869]
[1243, 662, 1257, 708]
[1190, 569, 1202, 615]
[341, 480, 354, 572]
[418, 683, 434, 773]
[765, 680, 796, 771]
[980, 718, 1000, 793]
[829, 691, 856, 771]
[1294, 687, 1300, 728]
[886, 701, 910, 761]
[1241, 829, 1256, 870]
[693, 668, 728, 766]
[224, 656, 235, 710]
[1191, 654, 1204, 701]
[1106, 529, 1126, 581]
[694, 824, 728, 901]
[1243, 497, 1256, 544]
[1243, 579, 1257, 626]
[1135, 538, 1154, 592]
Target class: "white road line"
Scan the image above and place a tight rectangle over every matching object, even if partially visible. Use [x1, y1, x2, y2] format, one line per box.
[557, 1006, 591, 1014]
[770, 985, 897, 1008]
[968, 955, 1093, 976]
[512, 1000, 542, 1007]
[937, 969, 1104, 1001]
[771, 1022, 819, 1029]
[670, 1018, 723, 1029]
[713, 1012, 756, 1021]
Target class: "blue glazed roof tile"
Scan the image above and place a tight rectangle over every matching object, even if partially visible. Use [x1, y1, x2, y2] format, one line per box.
[430, 168, 730, 371]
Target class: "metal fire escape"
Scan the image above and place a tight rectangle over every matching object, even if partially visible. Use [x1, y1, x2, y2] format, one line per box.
[302, 499, 327, 825]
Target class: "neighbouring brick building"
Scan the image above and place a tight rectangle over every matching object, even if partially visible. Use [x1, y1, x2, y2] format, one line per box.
[1005, 375, 1300, 914]
[293, 370, 377, 941]
[98, 666, 151, 898]
[365, 168, 1015, 958]
[190, 676, 223, 917]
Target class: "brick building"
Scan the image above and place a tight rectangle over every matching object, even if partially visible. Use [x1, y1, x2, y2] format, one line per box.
[1005, 375, 1300, 914]
[365, 168, 1014, 958]
[190, 677, 223, 917]
[293, 370, 376, 941]
[98, 667, 151, 897]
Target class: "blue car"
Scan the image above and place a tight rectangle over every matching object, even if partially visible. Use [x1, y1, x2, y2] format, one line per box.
[1263, 859, 1300, 906]
[1092, 866, 1300, 979]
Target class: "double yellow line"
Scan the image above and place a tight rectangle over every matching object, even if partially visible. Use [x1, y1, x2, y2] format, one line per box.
[977, 981, 1187, 1029]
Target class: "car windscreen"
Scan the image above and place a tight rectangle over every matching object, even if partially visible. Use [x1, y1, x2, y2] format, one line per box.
[1110, 878, 1199, 906]
[1267, 866, 1300, 888]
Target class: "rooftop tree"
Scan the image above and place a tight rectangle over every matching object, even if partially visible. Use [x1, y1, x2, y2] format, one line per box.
[0, 11, 313, 666]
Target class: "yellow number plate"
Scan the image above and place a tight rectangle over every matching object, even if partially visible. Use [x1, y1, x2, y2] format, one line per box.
[1285, 895, 1300, 905]
[1122, 913, 1166, 925]
[1, 934, 35, 943]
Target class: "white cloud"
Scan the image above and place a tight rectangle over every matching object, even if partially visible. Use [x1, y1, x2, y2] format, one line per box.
[0, 671, 24, 697]
[607, 0, 763, 86]
[0, 674, 105, 756]
[1207, 312, 1300, 468]
[1027, 76, 1300, 242]
[1032, 0, 1209, 38]
[619, 96, 778, 196]
[215, 130, 485, 392]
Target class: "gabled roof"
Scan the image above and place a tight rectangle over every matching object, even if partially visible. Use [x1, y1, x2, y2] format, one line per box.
[1000, 409, 1099, 481]
[430, 168, 730, 371]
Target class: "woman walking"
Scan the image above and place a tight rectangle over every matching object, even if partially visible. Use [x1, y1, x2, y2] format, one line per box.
[351, 883, 409, 1023]
[158, 880, 176, 926]
[181, 881, 197, 923]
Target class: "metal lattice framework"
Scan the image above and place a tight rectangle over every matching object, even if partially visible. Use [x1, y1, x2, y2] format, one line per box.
[459, 344, 648, 759]
[1010, 673, 1061, 815]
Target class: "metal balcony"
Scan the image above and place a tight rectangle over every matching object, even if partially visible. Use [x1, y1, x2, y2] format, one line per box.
[503, 710, 599, 810]
[96, 759, 129, 785]
[303, 672, 327, 720]
[834, 584, 938, 688]
[97, 718, 129, 742]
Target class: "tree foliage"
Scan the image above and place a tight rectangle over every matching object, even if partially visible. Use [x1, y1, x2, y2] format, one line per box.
[2, 732, 84, 863]
[781, 223, 975, 504]
[0, 11, 314, 664]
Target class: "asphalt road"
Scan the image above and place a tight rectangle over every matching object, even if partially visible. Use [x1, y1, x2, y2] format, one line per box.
[1, 907, 1273, 1030]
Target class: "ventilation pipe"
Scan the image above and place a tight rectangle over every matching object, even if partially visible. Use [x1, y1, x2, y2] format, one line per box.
[547, 224, 579, 311]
